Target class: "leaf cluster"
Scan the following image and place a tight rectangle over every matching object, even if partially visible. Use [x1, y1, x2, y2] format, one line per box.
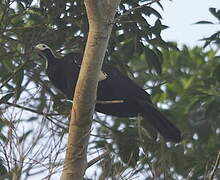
[195, 8, 220, 48]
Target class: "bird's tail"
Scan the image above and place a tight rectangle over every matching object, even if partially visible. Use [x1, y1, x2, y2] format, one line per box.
[138, 101, 181, 142]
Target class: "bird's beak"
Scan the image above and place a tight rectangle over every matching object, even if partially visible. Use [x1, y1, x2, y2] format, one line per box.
[34, 45, 40, 51]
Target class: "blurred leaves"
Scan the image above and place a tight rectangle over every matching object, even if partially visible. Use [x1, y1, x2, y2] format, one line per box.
[114, 128, 139, 167]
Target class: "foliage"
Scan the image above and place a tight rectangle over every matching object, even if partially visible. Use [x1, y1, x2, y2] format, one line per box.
[195, 7, 220, 48]
[94, 46, 220, 179]
[0, 0, 219, 179]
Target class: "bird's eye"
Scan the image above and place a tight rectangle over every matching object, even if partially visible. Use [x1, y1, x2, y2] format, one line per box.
[42, 45, 46, 48]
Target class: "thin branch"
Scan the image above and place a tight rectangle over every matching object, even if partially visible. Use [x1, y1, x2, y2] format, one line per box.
[96, 100, 124, 104]
[4, 102, 59, 116]
[87, 151, 110, 168]
[209, 150, 220, 180]
[4, 102, 68, 129]
[0, 141, 11, 172]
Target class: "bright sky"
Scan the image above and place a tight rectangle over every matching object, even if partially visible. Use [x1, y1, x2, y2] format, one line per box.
[160, 0, 220, 47]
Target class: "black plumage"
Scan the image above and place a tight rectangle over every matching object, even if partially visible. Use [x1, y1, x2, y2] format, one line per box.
[35, 44, 181, 142]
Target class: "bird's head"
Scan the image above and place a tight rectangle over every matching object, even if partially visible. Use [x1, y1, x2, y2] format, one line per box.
[35, 44, 55, 59]
[35, 43, 50, 51]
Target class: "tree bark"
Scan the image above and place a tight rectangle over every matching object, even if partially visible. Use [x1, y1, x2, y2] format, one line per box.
[60, 0, 121, 180]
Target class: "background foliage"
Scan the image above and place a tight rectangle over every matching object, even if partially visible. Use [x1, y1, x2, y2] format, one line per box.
[0, 0, 219, 179]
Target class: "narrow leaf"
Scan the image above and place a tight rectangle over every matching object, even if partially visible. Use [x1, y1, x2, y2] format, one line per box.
[194, 21, 214, 24]
[0, 93, 14, 104]
[145, 48, 162, 74]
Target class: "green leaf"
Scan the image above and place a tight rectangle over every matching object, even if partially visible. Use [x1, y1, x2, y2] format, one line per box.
[145, 47, 162, 74]
[17, 2, 26, 11]
[194, 21, 214, 24]
[201, 31, 220, 47]
[19, 130, 32, 143]
[156, 1, 164, 11]
[209, 8, 217, 16]
[14, 69, 24, 100]
[205, 97, 220, 120]
[27, 116, 38, 122]
[213, 63, 220, 83]
[209, 7, 220, 20]
[143, 6, 162, 19]
[115, 128, 139, 167]
[151, 19, 162, 36]
[0, 158, 7, 176]
[0, 93, 14, 104]
[53, 96, 72, 116]
[15, 69, 24, 87]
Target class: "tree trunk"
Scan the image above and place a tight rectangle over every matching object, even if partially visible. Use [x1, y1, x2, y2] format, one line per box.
[60, 0, 121, 180]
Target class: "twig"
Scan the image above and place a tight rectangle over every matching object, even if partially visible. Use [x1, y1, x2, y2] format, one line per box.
[96, 100, 124, 104]
[4, 102, 59, 116]
[4, 102, 69, 129]
[209, 150, 220, 180]
[87, 151, 110, 168]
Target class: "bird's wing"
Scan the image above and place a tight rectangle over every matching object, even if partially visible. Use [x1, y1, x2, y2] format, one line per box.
[101, 63, 152, 101]
[64, 52, 149, 100]
[64, 52, 83, 67]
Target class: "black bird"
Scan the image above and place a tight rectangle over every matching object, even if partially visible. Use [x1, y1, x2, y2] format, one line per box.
[35, 44, 181, 142]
